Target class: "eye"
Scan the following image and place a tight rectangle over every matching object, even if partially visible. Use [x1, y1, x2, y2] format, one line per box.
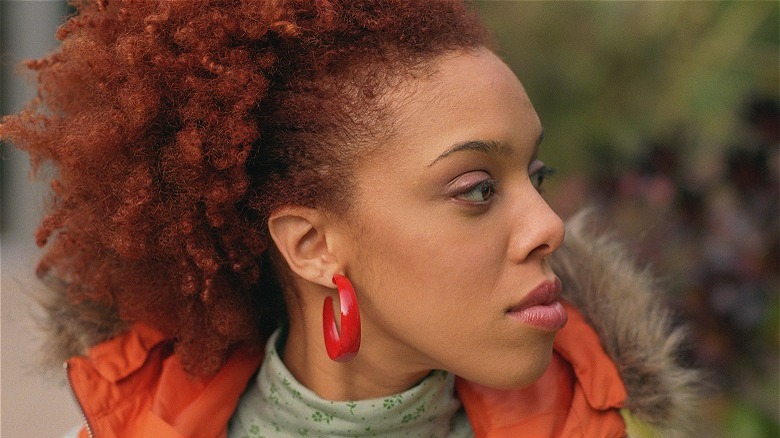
[457, 179, 496, 203]
[529, 160, 556, 192]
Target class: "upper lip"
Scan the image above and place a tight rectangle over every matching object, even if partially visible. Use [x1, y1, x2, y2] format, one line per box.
[507, 278, 562, 312]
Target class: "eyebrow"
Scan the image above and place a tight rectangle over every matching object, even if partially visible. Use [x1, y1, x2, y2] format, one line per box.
[427, 129, 544, 167]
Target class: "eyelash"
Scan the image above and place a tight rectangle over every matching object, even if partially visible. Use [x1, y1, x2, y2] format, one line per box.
[530, 165, 556, 193]
[459, 179, 497, 203]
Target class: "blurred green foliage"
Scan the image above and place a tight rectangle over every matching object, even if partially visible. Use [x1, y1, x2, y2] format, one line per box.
[474, 1, 778, 174]
[723, 399, 780, 437]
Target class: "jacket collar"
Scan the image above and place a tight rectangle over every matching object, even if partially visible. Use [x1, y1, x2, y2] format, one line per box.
[67, 324, 262, 438]
[455, 301, 627, 437]
[69, 302, 625, 437]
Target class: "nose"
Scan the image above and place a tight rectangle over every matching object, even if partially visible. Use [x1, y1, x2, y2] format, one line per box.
[507, 191, 565, 263]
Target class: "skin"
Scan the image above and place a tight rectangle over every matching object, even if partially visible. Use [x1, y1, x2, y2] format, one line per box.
[270, 47, 566, 401]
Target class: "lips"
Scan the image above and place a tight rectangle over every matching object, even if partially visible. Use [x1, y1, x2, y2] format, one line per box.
[506, 278, 568, 331]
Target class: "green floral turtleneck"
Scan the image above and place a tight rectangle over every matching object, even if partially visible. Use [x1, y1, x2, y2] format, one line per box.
[228, 329, 473, 438]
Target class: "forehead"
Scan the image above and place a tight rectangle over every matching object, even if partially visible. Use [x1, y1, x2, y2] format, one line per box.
[374, 48, 541, 164]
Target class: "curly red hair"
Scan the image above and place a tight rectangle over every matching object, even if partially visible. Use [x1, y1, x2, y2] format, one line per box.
[1, 0, 487, 375]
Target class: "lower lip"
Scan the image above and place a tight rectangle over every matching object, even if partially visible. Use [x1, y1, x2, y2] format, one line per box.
[507, 301, 568, 331]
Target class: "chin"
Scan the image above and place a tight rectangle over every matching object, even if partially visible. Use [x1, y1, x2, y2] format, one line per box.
[475, 340, 556, 390]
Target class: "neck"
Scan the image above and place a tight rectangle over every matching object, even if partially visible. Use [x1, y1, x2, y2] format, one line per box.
[282, 304, 431, 401]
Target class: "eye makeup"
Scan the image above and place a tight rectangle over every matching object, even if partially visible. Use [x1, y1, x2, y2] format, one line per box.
[445, 170, 494, 200]
[457, 178, 496, 203]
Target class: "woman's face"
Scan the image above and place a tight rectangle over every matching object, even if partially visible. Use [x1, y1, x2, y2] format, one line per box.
[335, 48, 566, 389]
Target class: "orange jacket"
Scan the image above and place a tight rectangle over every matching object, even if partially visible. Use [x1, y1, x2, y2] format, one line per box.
[67, 302, 626, 438]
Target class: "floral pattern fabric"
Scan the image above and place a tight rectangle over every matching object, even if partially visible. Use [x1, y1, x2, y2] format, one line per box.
[228, 330, 473, 437]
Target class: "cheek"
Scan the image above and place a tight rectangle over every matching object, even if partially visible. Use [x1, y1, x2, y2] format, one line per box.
[354, 207, 504, 308]
[353, 216, 557, 387]
[346, 200, 511, 359]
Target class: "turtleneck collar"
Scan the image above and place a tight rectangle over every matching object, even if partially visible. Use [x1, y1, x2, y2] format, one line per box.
[229, 329, 472, 437]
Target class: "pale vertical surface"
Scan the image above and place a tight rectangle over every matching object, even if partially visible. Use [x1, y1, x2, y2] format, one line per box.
[1, 1, 82, 437]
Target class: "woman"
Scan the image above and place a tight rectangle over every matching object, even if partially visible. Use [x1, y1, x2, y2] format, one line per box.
[1, 1, 700, 436]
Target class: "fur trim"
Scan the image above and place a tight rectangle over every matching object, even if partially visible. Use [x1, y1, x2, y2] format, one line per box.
[552, 211, 704, 437]
[35, 272, 126, 372]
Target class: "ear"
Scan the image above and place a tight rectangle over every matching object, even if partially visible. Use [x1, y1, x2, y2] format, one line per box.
[267, 206, 340, 289]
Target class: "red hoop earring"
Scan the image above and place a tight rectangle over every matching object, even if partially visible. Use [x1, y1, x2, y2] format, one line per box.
[323, 274, 361, 362]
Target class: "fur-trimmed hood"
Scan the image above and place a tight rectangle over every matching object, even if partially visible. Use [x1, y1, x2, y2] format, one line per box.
[36, 211, 702, 436]
[553, 212, 703, 436]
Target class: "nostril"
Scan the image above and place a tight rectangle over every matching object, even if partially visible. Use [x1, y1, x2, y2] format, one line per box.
[529, 242, 553, 260]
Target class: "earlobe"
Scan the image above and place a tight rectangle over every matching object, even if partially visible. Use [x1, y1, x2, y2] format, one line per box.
[267, 207, 340, 288]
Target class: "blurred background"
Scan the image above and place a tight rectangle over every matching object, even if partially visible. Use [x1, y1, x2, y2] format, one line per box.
[1, 1, 778, 437]
[474, 2, 779, 437]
